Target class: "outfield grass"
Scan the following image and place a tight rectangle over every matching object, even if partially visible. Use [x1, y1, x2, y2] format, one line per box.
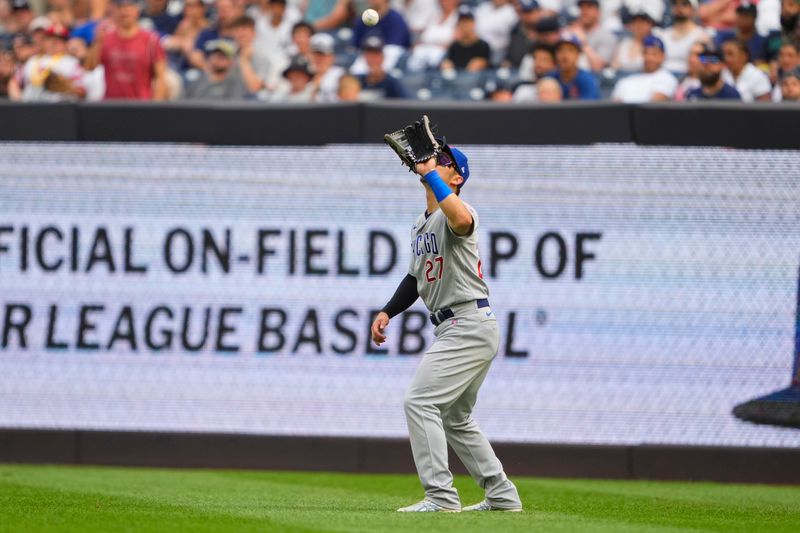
[1, 464, 799, 532]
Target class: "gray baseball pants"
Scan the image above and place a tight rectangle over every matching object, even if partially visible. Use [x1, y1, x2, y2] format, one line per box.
[403, 300, 521, 510]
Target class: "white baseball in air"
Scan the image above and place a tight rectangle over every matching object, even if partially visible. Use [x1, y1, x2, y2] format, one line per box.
[362, 9, 380, 26]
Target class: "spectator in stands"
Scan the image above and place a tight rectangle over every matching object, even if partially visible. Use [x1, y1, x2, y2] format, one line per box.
[612, 10, 656, 73]
[162, 0, 210, 71]
[271, 54, 315, 101]
[356, 34, 408, 99]
[513, 41, 555, 100]
[48, 0, 76, 28]
[699, 0, 737, 31]
[190, 0, 244, 69]
[771, 40, 799, 100]
[475, 0, 518, 63]
[441, 6, 491, 72]
[336, 72, 361, 101]
[658, 0, 710, 75]
[721, 37, 772, 100]
[230, 15, 274, 94]
[185, 38, 249, 99]
[612, 35, 678, 101]
[66, 34, 105, 101]
[536, 75, 562, 101]
[406, 0, 459, 71]
[8, 23, 85, 101]
[0, 50, 14, 98]
[568, 0, 617, 72]
[400, 0, 443, 37]
[781, 0, 799, 43]
[86, 0, 168, 100]
[550, 33, 600, 99]
[517, 15, 561, 80]
[714, 2, 769, 64]
[484, 78, 514, 101]
[10, 32, 36, 65]
[350, 0, 410, 75]
[505, 0, 543, 69]
[779, 65, 800, 100]
[686, 43, 741, 99]
[252, 0, 297, 57]
[308, 0, 350, 31]
[309, 32, 344, 101]
[141, 0, 181, 37]
[288, 20, 315, 63]
[8, 0, 33, 36]
[674, 40, 704, 99]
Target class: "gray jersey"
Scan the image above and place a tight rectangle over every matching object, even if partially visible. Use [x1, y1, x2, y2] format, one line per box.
[408, 203, 489, 312]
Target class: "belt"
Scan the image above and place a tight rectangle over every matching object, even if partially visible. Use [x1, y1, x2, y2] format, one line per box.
[429, 298, 490, 326]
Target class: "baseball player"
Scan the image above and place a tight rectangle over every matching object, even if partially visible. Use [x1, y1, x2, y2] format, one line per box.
[370, 141, 522, 513]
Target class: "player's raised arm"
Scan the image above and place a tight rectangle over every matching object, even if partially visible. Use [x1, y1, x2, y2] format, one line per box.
[371, 274, 419, 345]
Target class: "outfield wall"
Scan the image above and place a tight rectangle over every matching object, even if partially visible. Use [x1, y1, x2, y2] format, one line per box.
[1, 142, 798, 446]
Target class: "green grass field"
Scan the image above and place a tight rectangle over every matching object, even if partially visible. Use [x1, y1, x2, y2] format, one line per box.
[2, 464, 799, 532]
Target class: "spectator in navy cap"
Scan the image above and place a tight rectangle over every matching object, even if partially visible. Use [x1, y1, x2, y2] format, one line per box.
[441, 6, 491, 72]
[611, 35, 678, 101]
[9, 0, 33, 36]
[613, 10, 656, 73]
[548, 32, 600, 99]
[516, 15, 560, 80]
[568, 0, 617, 72]
[504, 0, 543, 68]
[356, 35, 409, 99]
[686, 44, 742, 99]
[714, 2, 769, 65]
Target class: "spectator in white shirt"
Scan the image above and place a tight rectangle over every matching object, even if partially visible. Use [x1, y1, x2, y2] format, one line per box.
[569, 0, 618, 71]
[474, 0, 519, 62]
[657, 0, 710, 74]
[612, 10, 656, 73]
[406, 0, 459, 71]
[721, 37, 772, 101]
[771, 40, 799, 100]
[612, 35, 679, 101]
[309, 33, 345, 101]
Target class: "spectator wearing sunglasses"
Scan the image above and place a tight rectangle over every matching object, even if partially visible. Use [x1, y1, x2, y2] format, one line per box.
[686, 44, 741, 100]
[657, 0, 710, 75]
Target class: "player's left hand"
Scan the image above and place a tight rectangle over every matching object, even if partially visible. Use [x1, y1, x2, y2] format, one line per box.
[415, 157, 436, 176]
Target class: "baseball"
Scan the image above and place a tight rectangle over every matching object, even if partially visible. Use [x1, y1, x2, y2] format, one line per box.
[362, 9, 379, 26]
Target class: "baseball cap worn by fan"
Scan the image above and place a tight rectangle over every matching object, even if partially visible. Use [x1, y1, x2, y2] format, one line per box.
[45, 23, 70, 39]
[557, 32, 583, 51]
[11, 0, 31, 11]
[457, 5, 475, 20]
[362, 34, 384, 51]
[643, 35, 665, 52]
[736, 1, 757, 16]
[283, 55, 313, 78]
[698, 43, 723, 63]
[519, 0, 540, 11]
[310, 33, 335, 55]
[204, 39, 237, 58]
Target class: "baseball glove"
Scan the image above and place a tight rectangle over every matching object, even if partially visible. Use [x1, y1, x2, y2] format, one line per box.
[43, 72, 74, 94]
[383, 115, 441, 172]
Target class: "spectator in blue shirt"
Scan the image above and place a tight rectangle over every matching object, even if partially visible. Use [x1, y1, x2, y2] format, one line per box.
[714, 2, 768, 64]
[356, 35, 409, 99]
[686, 44, 742, 100]
[352, 0, 411, 50]
[141, 0, 181, 37]
[547, 33, 600, 100]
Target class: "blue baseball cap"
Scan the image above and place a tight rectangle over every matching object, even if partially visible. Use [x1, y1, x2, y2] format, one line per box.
[643, 35, 665, 52]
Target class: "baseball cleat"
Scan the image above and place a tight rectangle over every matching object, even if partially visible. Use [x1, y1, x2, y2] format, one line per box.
[462, 500, 523, 512]
[396, 499, 461, 512]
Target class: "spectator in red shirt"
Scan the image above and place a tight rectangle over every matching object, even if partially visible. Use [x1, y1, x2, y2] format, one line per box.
[86, 0, 168, 100]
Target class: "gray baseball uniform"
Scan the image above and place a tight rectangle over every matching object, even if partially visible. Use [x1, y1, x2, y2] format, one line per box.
[404, 203, 521, 510]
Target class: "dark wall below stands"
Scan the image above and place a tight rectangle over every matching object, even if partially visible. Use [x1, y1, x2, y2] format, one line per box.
[1, 101, 799, 149]
[2, 429, 800, 485]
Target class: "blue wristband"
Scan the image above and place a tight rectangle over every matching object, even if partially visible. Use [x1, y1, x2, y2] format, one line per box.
[423, 170, 453, 203]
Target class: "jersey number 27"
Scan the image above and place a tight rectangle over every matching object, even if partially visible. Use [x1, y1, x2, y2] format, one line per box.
[425, 257, 444, 282]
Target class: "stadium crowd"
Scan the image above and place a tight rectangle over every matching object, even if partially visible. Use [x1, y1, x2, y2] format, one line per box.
[1, 0, 798, 102]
